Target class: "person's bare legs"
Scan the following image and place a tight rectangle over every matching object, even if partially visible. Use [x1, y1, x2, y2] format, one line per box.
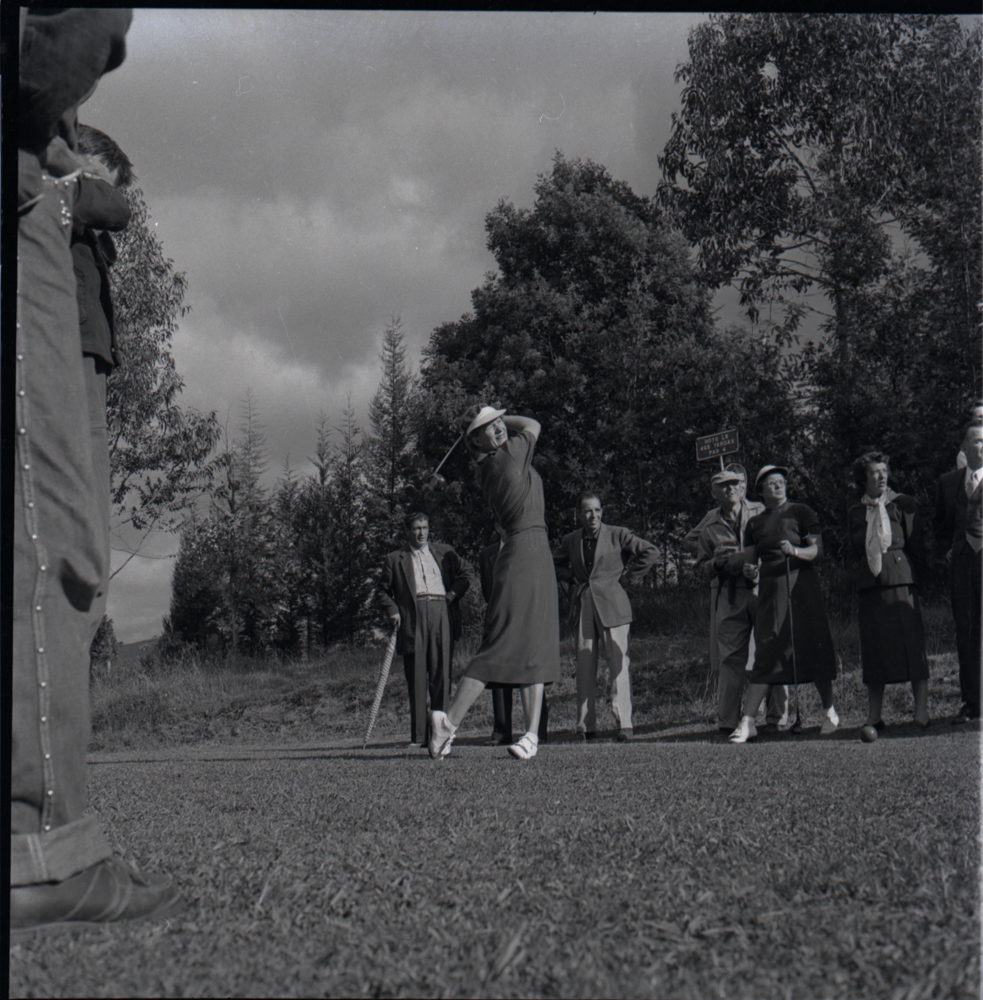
[814, 679, 834, 711]
[446, 677, 487, 727]
[912, 679, 929, 725]
[519, 683, 543, 735]
[865, 683, 885, 726]
[741, 683, 770, 720]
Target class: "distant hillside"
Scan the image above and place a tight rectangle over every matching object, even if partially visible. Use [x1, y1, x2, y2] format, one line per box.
[115, 638, 158, 670]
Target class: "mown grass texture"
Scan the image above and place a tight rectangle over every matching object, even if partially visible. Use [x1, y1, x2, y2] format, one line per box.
[9, 734, 980, 999]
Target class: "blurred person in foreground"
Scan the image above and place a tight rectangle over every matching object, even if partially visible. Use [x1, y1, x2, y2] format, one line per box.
[694, 468, 787, 737]
[848, 452, 930, 731]
[379, 513, 473, 748]
[727, 467, 839, 743]
[935, 419, 983, 723]
[428, 407, 561, 761]
[553, 493, 658, 742]
[479, 523, 549, 745]
[71, 123, 135, 671]
[12, 7, 180, 938]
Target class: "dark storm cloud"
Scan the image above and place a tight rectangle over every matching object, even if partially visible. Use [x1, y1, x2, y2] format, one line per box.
[79, 10, 704, 639]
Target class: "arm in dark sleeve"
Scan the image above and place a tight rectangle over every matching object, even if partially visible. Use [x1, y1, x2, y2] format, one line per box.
[933, 476, 950, 561]
[378, 555, 399, 617]
[446, 550, 473, 602]
[73, 175, 131, 231]
[899, 496, 928, 586]
[682, 510, 714, 555]
[553, 539, 574, 585]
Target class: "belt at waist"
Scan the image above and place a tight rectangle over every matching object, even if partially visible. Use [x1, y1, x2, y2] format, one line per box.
[416, 594, 446, 601]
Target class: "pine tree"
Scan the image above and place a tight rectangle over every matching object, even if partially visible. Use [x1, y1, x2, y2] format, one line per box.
[366, 316, 415, 551]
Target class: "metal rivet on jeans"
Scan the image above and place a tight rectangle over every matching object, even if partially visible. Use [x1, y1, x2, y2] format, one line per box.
[40, 716, 46, 722]
[31, 534, 38, 540]
[24, 464, 30, 471]
[44, 825, 50, 832]
[28, 502, 35, 509]
[18, 390, 25, 397]
[40, 681, 46, 687]
[19, 428, 26, 434]
[47, 790, 53, 796]
[40, 565, 46, 571]
[44, 754, 51, 760]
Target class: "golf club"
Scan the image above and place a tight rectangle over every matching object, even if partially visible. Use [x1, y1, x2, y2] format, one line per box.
[785, 554, 803, 733]
[424, 429, 466, 489]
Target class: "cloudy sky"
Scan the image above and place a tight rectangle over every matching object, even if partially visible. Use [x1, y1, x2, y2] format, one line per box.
[82, 10, 710, 640]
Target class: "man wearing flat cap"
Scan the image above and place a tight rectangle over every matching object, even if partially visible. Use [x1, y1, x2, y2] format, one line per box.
[694, 466, 787, 736]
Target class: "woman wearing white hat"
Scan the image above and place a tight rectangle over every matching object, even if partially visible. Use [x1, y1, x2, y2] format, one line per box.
[728, 465, 838, 742]
[428, 405, 560, 760]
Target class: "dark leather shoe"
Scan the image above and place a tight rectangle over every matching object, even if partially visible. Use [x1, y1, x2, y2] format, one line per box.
[486, 733, 513, 746]
[759, 722, 779, 735]
[576, 731, 597, 742]
[617, 728, 632, 742]
[10, 859, 181, 938]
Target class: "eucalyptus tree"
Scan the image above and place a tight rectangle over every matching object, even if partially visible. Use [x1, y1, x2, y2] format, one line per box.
[659, 13, 982, 519]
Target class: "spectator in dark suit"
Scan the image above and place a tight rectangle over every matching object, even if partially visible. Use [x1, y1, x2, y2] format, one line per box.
[479, 524, 548, 745]
[379, 513, 473, 746]
[935, 419, 983, 723]
[553, 493, 658, 742]
[848, 452, 930, 730]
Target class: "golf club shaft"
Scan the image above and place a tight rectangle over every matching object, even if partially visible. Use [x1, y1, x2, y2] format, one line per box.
[785, 555, 802, 728]
[431, 430, 465, 478]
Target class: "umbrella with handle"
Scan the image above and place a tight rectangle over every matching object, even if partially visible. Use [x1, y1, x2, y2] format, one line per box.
[363, 624, 399, 747]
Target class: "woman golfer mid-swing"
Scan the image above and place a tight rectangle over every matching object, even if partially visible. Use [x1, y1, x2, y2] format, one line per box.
[428, 406, 561, 760]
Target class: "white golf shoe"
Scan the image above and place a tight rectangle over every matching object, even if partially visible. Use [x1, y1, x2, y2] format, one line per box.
[728, 716, 758, 743]
[428, 710, 457, 759]
[820, 706, 839, 735]
[507, 733, 538, 760]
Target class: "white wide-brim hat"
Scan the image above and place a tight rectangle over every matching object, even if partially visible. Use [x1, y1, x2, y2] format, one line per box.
[465, 406, 506, 437]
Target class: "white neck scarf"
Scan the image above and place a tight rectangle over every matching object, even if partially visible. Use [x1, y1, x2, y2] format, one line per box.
[861, 489, 897, 577]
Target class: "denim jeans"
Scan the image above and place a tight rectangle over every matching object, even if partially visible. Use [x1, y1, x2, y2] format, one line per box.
[11, 173, 113, 885]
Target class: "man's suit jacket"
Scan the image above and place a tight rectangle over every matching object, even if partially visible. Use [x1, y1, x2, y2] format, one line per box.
[935, 467, 983, 560]
[848, 495, 926, 591]
[553, 524, 657, 628]
[378, 543, 473, 655]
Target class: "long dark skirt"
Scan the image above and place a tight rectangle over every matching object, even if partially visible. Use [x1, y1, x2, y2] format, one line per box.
[750, 561, 837, 685]
[465, 526, 561, 685]
[859, 586, 929, 685]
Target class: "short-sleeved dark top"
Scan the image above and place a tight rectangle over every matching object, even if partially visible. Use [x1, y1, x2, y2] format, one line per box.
[477, 429, 546, 533]
[746, 502, 822, 576]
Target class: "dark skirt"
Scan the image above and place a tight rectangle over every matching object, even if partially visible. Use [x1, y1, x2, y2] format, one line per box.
[859, 586, 929, 685]
[750, 560, 837, 685]
[465, 526, 561, 685]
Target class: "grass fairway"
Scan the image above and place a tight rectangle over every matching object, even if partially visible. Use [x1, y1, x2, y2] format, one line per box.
[9, 727, 980, 999]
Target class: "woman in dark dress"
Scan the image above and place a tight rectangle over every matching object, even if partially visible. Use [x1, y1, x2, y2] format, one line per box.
[428, 406, 561, 761]
[848, 451, 930, 729]
[729, 465, 839, 742]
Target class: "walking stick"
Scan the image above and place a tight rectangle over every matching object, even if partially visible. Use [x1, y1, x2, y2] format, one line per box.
[363, 624, 399, 748]
[785, 555, 803, 734]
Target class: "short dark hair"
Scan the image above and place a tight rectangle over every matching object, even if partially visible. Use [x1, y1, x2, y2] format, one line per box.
[576, 492, 601, 510]
[961, 417, 983, 445]
[852, 450, 890, 492]
[77, 124, 135, 189]
[403, 511, 429, 532]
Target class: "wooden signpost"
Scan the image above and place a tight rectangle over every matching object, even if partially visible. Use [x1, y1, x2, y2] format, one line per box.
[696, 428, 740, 471]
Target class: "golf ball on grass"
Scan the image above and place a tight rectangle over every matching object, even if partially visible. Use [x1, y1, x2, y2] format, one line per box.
[860, 725, 878, 743]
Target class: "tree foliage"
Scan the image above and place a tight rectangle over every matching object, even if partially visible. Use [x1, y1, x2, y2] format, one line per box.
[658, 13, 982, 549]
[108, 186, 222, 577]
[418, 153, 798, 567]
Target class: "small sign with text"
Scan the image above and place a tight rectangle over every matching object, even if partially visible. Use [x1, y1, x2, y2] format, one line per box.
[696, 429, 739, 462]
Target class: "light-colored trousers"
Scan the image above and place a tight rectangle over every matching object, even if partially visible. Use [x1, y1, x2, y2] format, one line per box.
[576, 590, 632, 732]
